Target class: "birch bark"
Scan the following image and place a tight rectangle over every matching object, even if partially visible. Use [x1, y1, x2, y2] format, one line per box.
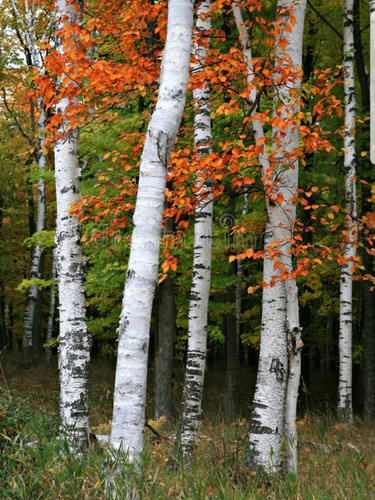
[55, 0, 92, 451]
[233, 0, 305, 473]
[10, 0, 51, 366]
[274, 0, 306, 473]
[110, 0, 193, 464]
[175, 0, 213, 462]
[338, 0, 357, 423]
[45, 249, 57, 364]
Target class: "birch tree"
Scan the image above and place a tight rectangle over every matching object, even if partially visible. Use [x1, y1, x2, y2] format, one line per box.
[233, 0, 305, 473]
[9, 0, 53, 366]
[175, 0, 214, 461]
[54, 0, 92, 451]
[275, 0, 306, 473]
[45, 249, 56, 364]
[110, 0, 193, 464]
[338, 0, 357, 423]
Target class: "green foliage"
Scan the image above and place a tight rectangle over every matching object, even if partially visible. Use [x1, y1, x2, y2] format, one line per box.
[22, 230, 56, 250]
[207, 325, 225, 345]
[16, 277, 55, 293]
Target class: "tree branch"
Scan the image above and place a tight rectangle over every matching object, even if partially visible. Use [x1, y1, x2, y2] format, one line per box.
[307, 0, 343, 40]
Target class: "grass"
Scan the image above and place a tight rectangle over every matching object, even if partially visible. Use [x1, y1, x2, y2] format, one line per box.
[1, 354, 374, 499]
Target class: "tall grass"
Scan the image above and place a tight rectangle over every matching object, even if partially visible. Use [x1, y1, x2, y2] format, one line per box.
[1, 384, 374, 499]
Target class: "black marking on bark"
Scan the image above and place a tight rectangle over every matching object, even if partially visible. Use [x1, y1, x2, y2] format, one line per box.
[249, 421, 274, 434]
[157, 130, 173, 169]
[126, 268, 135, 280]
[269, 357, 285, 383]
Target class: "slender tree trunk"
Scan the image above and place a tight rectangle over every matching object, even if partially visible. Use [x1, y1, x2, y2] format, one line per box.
[0, 292, 6, 350]
[353, 0, 375, 423]
[175, 0, 213, 462]
[278, 0, 306, 473]
[363, 247, 375, 420]
[154, 272, 176, 421]
[8, 303, 13, 351]
[10, 0, 49, 366]
[233, 0, 305, 473]
[22, 104, 47, 366]
[45, 249, 57, 365]
[235, 187, 249, 347]
[55, 0, 92, 451]
[110, 0, 193, 465]
[224, 194, 240, 419]
[338, 0, 357, 423]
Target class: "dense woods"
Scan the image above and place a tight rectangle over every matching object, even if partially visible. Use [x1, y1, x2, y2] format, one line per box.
[0, 0, 374, 497]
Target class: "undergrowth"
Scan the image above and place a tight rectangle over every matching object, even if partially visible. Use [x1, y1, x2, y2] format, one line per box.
[1, 385, 374, 499]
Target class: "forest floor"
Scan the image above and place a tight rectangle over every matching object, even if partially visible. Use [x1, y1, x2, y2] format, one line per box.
[1, 353, 374, 499]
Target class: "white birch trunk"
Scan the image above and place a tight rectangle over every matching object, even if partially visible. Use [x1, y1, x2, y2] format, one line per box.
[55, 0, 92, 451]
[45, 248, 56, 364]
[177, 0, 213, 461]
[233, 0, 305, 473]
[235, 187, 249, 339]
[10, 1, 49, 366]
[338, 0, 357, 423]
[22, 103, 47, 366]
[232, 4, 286, 472]
[110, 0, 193, 464]
[274, 0, 306, 474]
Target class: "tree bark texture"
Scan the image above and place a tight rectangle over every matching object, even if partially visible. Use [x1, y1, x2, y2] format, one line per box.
[363, 243, 375, 421]
[110, 0, 193, 464]
[224, 195, 240, 419]
[154, 273, 176, 421]
[55, 0, 92, 451]
[10, 1, 49, 366]
[338, 0, 357, 423]
[233, 0, 306, 473]
[176, 0, 213, 462]
[45, 249, 57, 365]
[352, 0, 375, 422]
[275, 0, 306, 473]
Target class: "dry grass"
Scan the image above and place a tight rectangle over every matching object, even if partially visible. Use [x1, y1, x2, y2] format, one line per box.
[1, 353, 374, 499]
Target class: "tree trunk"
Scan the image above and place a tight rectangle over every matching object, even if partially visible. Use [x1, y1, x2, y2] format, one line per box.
[32, 252, 45, 354]
[10, 0, 49, 367]
[45, 249, 57, 365]
[248, 226, 288, 473]
[224, 195, 240, 419]
[338, 0, 357, 423]
[110, 0, 193, 464]
[233, 0, 305, 473]
[235, 187, 249, 357]
[55, 0, 92, 451]
[362, 249, 375, 421]
[277, 0, 306, 474]
[154, 273, 176, 421]
[353, 0, 375, 423]
[175, 0, 213, 462]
